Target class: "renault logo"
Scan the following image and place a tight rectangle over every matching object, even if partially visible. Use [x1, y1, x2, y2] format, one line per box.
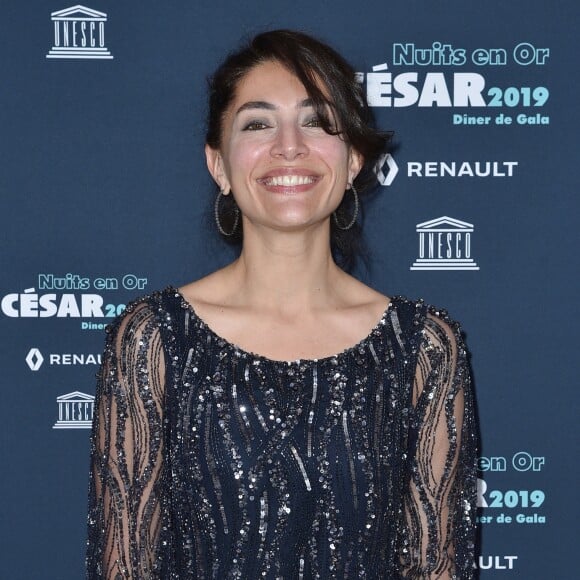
[26, 348, 44, 371]
[374, 153, 399, 186]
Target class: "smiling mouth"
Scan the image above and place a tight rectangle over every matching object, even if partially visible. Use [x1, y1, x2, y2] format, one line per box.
[259, 175, 318, 187]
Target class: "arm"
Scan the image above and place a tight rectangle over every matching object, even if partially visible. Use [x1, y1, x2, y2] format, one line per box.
[86, 302, 166, 579]
[398, 312, 478, 579]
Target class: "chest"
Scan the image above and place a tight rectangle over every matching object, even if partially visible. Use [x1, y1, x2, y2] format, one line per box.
[170, 341, 413, 478]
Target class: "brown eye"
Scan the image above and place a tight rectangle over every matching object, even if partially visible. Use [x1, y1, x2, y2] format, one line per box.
[243, 120, 269, 131]
[304, 116, 323, 128]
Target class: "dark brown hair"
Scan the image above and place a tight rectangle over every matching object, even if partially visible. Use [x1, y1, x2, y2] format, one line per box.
[206, 29, 390, 271]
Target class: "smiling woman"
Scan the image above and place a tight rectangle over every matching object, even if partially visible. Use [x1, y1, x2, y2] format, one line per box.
[206, 60, 361, 237]
[86, 30, 479, 579]
[205, 30, 388, 270]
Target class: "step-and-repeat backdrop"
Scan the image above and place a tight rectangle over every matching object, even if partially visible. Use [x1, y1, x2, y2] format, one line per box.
[1, 1, 577, 578]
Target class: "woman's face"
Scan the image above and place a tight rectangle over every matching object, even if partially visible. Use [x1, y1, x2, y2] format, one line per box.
[206, 60, 362, 233]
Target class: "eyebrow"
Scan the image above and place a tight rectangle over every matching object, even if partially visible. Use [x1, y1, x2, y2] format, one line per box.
[235, 98, 315, 115]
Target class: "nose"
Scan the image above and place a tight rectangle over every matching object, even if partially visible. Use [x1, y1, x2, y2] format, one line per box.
[270, 123, 309, 160]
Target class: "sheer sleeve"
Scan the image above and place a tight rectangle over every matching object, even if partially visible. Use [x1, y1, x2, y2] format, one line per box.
[398, 311, 478, 579]
[86, 302, 167, 579]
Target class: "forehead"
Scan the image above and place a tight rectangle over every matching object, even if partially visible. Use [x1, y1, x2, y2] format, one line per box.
[232, 60, 309, 106]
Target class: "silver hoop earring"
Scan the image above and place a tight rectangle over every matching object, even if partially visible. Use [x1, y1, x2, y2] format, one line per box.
[214, 191, 240, 236]
[332, 184, 359, 231]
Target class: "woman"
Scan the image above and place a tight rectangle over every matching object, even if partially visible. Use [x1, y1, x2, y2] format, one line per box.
[86, 30, 478, 579]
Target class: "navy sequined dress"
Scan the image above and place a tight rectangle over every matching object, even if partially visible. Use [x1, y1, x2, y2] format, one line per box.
[86, 287, 478, 579]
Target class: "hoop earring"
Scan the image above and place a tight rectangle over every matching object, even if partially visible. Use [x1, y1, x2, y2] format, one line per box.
[332, 184, 359, 231]
[214, 190, 240, 236]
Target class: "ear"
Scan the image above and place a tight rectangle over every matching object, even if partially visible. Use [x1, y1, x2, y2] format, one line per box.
[347, 148, 364, 186]
[205, 144, 231, 194]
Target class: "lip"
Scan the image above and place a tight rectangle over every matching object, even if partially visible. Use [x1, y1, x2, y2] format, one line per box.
[257, 168, 321, 193]
[259, 167, 318, 178]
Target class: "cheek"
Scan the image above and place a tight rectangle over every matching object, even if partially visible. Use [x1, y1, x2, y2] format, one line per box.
[314, 140, 351, 175]
[223, 139, 265, 184]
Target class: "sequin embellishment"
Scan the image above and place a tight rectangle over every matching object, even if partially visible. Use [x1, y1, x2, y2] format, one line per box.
[86, 287, 478, 579]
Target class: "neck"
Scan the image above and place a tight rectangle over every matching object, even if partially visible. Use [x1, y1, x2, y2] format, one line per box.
[225, 221, 345, 314]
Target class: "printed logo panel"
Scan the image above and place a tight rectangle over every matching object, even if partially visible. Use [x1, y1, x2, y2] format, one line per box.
[357, 41, 551, 127]
[373, 153, 518, 187]
[46, 5, 113, 60]
[25, 348, 102, 371]
[410, 216, 479, 271]
[477, 451, 547, 527]
[53, 391, 94, 429]
[1, 273, 147, 330]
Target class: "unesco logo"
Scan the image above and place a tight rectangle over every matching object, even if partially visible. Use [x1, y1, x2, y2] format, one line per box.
[53, 391, 94, 429]
[46, 5, 113, 60]
[410, 216, 479, 271]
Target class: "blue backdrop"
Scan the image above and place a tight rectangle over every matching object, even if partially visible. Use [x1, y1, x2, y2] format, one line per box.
[1, 1, 578, 577]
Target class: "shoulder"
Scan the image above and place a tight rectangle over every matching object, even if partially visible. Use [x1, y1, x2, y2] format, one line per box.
[401, 300, 472, 407]
[97, 292, 171, 401]
[427, 304, 469, 363]
[178, 268, 237, 308]
[424, 304, 465, 349]
[393, 296, 468, 357]
[104, 288, 174, 344]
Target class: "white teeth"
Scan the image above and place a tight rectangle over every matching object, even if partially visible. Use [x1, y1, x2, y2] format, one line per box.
[265, 175, 316, 186]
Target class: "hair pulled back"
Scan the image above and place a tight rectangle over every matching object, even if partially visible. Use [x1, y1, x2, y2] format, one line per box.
[206, 29, 390, 271]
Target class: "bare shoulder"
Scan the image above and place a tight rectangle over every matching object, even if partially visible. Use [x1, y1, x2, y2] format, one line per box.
[178, 267, 233, 308]
[335, 271, 391, 319]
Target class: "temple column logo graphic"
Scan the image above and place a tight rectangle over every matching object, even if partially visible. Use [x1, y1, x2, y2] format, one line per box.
[410, 216, 480, 271]
[46, 5, 113, 59]
[53, 391, 94, 429]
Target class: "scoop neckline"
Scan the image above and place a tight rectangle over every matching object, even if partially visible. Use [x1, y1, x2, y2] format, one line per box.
[167, 285, 396, 366]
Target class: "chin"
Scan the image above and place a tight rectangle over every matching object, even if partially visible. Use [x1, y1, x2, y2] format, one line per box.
[270, 215, 327, 231]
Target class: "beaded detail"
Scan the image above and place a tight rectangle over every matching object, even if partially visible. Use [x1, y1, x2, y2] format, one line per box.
[86, 287, 478, 579]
